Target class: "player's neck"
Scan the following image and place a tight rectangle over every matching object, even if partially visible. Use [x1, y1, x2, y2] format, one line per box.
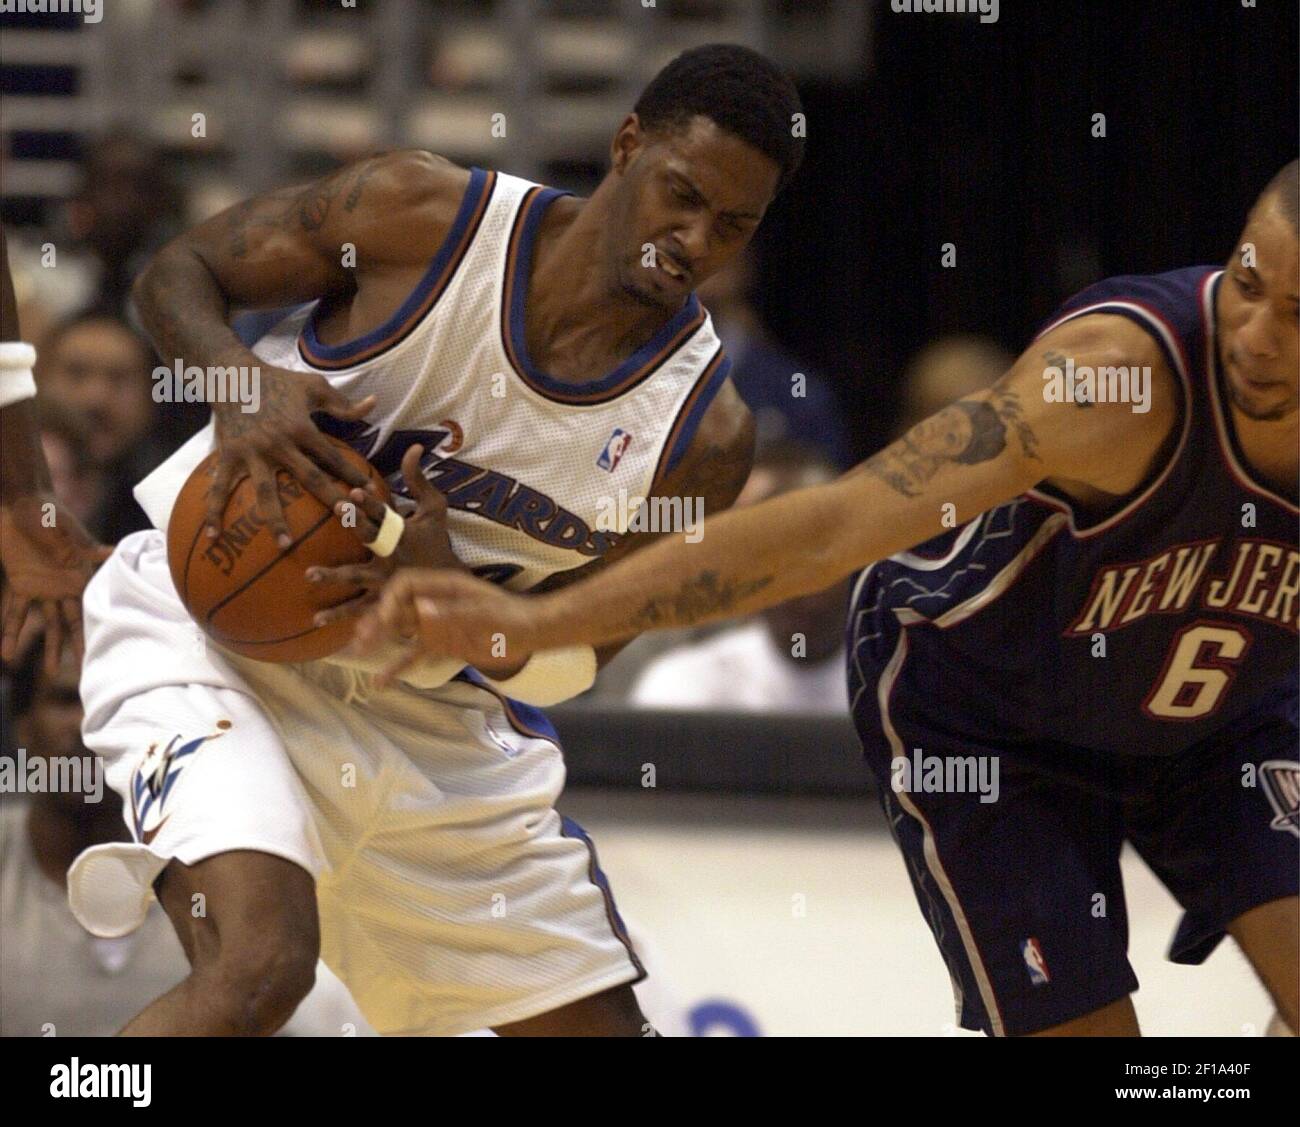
[1230, 401, 1299, 501]
[526, 196, 683, 384]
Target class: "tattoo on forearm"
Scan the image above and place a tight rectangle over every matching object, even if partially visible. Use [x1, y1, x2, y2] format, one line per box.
[628, 569, 774, 630]
[864, 392, 1041, 498]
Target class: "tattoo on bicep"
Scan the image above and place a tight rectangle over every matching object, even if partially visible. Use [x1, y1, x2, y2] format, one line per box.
[628, 570, 775, 630]
[1045, 347, 1094, 409]
[864, 392, 1041, 498]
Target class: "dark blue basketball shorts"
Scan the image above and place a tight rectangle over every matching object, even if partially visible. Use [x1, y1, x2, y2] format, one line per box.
[856, 701, 1299, 1036]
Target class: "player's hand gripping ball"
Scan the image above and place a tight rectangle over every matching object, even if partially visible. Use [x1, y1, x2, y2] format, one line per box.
[167, 436, 390, 662]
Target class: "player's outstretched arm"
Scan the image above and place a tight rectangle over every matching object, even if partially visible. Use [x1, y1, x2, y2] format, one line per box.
[522, 378, 755, 670]
[357, 314, 1171, 666]
[0, 225, 112, 670]
[130, 150, 466, 545]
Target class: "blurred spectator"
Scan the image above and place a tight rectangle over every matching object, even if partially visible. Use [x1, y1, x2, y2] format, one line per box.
[892, 334, 1013, 437]
[8, 129, 183, 327]
[629, 442, 849, 714]
[0, 635, 375, 1037]
[697, 251, 854, 469]
[34, 309, 176, 544]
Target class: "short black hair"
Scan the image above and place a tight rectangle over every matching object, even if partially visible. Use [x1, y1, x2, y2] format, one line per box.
[1261, 159, 1299, 229]
[633, 44, 804, 193]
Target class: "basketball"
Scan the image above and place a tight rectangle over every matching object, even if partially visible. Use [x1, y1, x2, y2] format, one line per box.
[166, 436, 391, 663]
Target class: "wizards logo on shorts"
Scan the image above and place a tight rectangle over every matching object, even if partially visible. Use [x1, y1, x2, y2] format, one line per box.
[130, 722, 230, 846]
[1021, 937, 1050, 985]
[1260, 760, 1300, 838]
[597, 428, 632, 472]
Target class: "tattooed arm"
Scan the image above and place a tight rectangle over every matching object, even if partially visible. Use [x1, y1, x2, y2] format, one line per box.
[130, 150, 469, 542]
[355, 314, 1175, 665]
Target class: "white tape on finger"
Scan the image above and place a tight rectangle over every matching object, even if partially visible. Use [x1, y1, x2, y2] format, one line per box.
[364, 504, 404, 557]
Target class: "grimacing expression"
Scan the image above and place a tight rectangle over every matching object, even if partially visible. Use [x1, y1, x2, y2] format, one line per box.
[608, 114, 781, 310]
[1218, 195, 1300, 421]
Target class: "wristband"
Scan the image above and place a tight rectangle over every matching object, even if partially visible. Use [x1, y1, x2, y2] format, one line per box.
[0, 342, 37, 408]
[485, 645, 598, 706]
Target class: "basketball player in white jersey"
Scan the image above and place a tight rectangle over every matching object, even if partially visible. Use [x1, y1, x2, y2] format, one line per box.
[70, 45, 803, 1036]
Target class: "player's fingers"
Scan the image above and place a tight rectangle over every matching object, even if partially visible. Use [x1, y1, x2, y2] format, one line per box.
[400, 446, 445, 517]
[340, 488, 385, 540]
[63, 598, 85, 669]
[247, 459, 294, 549]
[202, 458, 238, 539]
[312, 380, 376, 423]
[312, 590, 376, 627]
[306, 563, 384, 589]
[0, 588, 28, 663]
[300, 429, 373, 491]
[42, 599, 63, 676]
[281, 445, 356, 513]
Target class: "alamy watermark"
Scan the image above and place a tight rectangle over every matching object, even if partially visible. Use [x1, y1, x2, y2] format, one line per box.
[0, 748, 104, 803]
[152, 361, 260, 413]
[594, 489, 704, 543]
[0, 0, 102, 22]
[1043, 356, 1152, 414]
[891, 0, 999, 24]
[891, 748, 1000, 803]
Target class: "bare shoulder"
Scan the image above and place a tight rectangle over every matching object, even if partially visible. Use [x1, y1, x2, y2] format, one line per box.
[332, 150, 473, 266]
[657, 378, 757, 512]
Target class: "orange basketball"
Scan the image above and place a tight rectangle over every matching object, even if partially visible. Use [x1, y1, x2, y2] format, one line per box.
[167, 436, 391, 663]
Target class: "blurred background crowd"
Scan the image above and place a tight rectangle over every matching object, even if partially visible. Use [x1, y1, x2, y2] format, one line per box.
[0, 0, 1295, 1036]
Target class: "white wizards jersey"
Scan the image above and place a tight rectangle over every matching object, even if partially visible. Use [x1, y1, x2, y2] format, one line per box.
[135, 168, 732, 592]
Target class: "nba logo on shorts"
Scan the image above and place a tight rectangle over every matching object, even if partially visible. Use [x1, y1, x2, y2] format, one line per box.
[597, 428, 632, 472]
[1021, 937, 1050, 985]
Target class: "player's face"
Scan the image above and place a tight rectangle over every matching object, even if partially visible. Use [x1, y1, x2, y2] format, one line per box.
[608, 114, 780, 310]
[1218, 197, 1300, 421]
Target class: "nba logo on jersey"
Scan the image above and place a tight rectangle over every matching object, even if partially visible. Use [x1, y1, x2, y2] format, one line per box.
[1020, 938, 1050, 985]
[597, 428, 632, 472]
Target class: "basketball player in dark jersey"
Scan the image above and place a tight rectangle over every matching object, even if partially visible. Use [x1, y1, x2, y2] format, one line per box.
[361, 162, 1299, 1036]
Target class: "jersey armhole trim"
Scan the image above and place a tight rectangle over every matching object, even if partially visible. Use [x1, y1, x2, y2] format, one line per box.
[648, 346, 732, 490]
[297, 167, 497, 370]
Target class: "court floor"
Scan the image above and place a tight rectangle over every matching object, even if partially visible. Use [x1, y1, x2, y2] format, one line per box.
[561, 790, 1276, 1037]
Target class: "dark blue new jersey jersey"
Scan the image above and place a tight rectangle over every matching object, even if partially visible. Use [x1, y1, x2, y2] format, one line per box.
[848, 266, 1298, 757]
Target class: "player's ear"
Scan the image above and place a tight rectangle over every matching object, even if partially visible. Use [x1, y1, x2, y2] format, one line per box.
[610, 114, 646, 174]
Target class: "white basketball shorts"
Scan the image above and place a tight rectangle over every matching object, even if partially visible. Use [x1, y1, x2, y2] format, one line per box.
[68, 531, 644, 1036]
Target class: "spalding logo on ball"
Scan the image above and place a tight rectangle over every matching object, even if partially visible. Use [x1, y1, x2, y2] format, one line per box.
[167, 436, 391, 662]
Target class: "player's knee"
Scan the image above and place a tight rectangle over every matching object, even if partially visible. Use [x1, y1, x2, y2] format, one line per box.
[199, 933, 319, 1035]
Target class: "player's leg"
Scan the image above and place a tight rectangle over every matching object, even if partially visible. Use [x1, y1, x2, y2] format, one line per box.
[1026, 996, 1140, 1037]
[300, 673, 651, 1037]
[71, 532, 329, 1035]
[862, 727, 1137, 1037]
[120, 850, 319, 1036]
[493, 983, 651, 1037]
[1126, 708, 1298, 1034]
[1229, 897, 1298, 1035]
